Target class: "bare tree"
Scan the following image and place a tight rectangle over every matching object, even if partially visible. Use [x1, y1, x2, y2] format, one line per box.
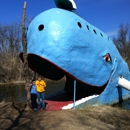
[113, 24, 130, 67]
[0, 23, 23, 82]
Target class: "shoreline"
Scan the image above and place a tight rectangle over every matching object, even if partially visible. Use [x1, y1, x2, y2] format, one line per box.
[0, 77, 66, 85]
[0, 81, 25, 85]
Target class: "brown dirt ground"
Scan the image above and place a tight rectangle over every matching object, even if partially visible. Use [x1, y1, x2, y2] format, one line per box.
[0, 102, 130, 130]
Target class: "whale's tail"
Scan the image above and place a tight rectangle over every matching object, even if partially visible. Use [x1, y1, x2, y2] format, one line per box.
[54, 0, 77, 10]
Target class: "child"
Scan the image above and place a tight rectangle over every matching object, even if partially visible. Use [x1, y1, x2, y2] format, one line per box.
[35, 76, 46, 110]
[30, 79, 37, 111]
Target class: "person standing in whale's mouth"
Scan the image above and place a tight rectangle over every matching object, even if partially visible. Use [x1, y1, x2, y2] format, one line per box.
[35, 75, 46, 110]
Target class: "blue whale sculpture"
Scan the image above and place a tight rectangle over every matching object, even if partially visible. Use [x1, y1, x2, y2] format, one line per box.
[20, 6, 130, 108]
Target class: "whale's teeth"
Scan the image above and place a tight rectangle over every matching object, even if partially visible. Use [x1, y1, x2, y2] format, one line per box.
[118, 76, 130, 91]
[62, 95, 99, 110]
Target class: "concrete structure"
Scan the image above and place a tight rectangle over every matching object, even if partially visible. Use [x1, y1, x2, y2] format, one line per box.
[20, 1, 130, 109]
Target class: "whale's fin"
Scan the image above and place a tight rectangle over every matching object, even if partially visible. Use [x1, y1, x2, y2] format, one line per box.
[54, 0, 77, 10]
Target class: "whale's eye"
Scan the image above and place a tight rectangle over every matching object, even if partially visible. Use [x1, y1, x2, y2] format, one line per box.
[103, 53, 112, 62]
[77, 22, 82, 28]
[38, 24, 44, 31]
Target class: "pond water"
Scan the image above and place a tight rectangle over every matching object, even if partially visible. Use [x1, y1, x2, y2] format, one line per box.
[0, 83, 26, 102]
[0, 79, 65, 102]
[112, 99, 130, 110]
[0, 79, 130, 110]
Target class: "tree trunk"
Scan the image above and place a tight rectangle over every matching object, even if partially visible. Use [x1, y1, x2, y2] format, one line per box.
[22, 1, 31, 111]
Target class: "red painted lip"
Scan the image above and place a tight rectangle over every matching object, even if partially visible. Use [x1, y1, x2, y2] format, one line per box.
[20, 52, 108, 110]
[20, 52, 109, 87]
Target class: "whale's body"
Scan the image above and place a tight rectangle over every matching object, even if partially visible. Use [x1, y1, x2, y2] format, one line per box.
[20, 8, 130, 108]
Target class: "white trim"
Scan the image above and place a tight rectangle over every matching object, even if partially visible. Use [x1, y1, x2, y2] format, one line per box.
[62, 95, 99, 110]
[69, 0, 77, 9]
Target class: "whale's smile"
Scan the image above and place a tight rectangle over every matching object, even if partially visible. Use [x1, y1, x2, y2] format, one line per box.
[20, 53, 110, 100]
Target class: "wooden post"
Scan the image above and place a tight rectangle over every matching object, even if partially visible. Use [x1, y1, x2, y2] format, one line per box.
[22, 1, 31, 110]
[22, 1, 27, 59]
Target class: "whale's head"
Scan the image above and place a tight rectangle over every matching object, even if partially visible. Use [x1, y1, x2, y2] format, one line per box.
[20, 8, 130, 107]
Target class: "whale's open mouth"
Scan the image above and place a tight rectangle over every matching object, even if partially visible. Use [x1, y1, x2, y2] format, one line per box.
[20, 53, 108, 109]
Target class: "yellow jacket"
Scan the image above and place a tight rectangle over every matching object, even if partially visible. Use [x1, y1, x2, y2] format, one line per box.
[35, 80, 46, 93]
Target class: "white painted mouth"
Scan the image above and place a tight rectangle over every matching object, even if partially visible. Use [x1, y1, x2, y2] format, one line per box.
[61, 76, 130, 110]
[62, 94, 99, 110]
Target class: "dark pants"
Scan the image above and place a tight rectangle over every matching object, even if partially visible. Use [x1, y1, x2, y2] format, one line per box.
[31, 93, 37, 109]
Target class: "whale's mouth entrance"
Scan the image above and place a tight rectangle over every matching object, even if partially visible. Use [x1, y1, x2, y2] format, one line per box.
[20, 53, 107, 109]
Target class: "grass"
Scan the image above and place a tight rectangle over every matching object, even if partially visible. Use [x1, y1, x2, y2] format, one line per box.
[0, 102, 130, 130]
